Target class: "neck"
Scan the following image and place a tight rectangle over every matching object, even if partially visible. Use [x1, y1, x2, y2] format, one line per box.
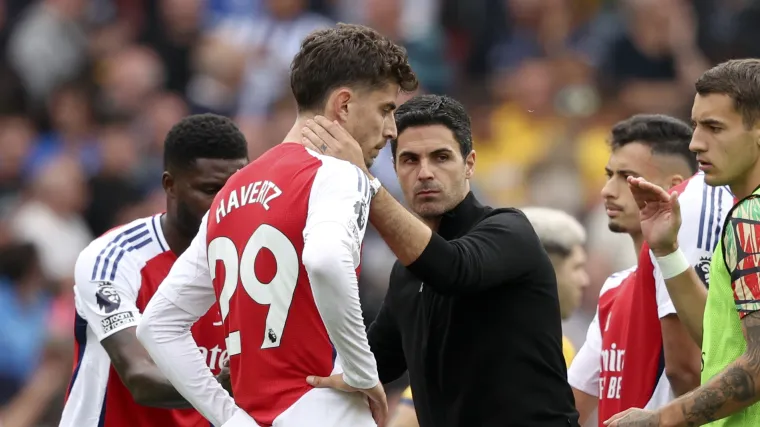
[283, 113, 333, 145]
[161, 214, 192, 255]
[631, 231, 644, 256]
[731, 161, 760, 200]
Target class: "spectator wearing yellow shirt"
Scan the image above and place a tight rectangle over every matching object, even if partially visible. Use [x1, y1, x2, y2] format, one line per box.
[389, 207, 589, 427]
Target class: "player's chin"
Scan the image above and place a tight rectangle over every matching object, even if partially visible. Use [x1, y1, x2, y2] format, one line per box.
[702, 170, 726, 186]
[414, 202, 446, 218]
[607, 219, 629, 234]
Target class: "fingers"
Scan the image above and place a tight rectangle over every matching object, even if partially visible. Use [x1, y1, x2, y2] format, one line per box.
[312, 115, 342, 136]
[369, 398, 388, 426]
[603, 408, 634, 425]
[301, 126, 326, 153]
[627, 176, 672, 211]
[307, 117, 340, 143]
[669, 191, 681, 215]
[302, 123, 331, 152]
[306, 375, 331, 388]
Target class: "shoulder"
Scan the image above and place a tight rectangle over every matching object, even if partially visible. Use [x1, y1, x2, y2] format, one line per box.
[480, 208, 535, 233]
[729, 194, 760, 222]
[722, 194, 760, 265]
[600, 266, 636, 295]
[675, 173, 733, 219]
[312, 153, 367, 186]
[309, 154, 371, 203]
[76, 215, 166, 283]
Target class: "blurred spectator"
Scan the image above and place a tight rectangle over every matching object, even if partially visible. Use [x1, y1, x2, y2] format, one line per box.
[24, 81, 100, 179]
[597, 0, 708, 115]
[0, 116, 35, 207]
[11, 155, 92, 284]
[7, 0, 90, 105]
[83, 121, 142, 236]
[0, 242, 50, 403]
[98, 45, 165, 118]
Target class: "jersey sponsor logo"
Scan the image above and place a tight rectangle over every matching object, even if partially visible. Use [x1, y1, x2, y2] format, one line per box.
[95, 281, 121, 314]
[600, 342, 626, 400]
[695, 255, 711, 288]
[101, 311, 135, 333]
[199, 345, 229, 371]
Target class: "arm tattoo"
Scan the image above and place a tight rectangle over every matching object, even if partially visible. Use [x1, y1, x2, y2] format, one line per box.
[679, 311, 760, 425]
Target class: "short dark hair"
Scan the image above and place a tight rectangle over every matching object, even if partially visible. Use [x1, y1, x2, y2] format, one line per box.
[163, 114, 248, 172]
[391, 94, 473, 160]
[609, 114, 697, 174]
[290, 23, 418, 112]
[695, 59, 760, 128]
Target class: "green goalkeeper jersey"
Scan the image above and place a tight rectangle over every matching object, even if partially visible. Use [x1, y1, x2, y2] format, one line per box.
[702, 187, 760, 426]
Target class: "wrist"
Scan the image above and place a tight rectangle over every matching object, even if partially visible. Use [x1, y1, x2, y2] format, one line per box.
[367, 176, 382, 199]
[655, 247, 690, 280]
[659, 403, 685, 427]
[652, 242, 680, 258]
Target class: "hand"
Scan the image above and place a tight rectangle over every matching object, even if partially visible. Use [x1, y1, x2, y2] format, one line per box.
[217, 359, 233, 397]
[604, 408, 661, 426]
[307, 374, 388, 426]
[627, 176, 681, 256]
[301, 116, 368, 173]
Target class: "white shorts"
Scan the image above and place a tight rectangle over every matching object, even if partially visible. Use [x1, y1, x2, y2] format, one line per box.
[273, 387, 376, 427]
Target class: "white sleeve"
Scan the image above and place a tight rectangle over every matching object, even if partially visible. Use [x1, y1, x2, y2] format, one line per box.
[74, 243, 142, 342]
[301, 158, 378, 390]
[567, 309, 602, 397]
[154, 213, 216, 317]
[137, 214, 256, 427]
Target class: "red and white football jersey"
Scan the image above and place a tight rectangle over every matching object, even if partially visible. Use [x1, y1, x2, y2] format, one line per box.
[60, 214, 225, 427]
[568, 172, 733, 422]
[152, 143, 377, 427]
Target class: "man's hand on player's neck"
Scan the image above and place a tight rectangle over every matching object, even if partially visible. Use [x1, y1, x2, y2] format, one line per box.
[301, 116, 369, 175]
[300, 116, 433, 266]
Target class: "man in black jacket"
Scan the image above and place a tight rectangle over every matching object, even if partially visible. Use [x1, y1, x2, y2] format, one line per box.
[302, 94, 578, 427]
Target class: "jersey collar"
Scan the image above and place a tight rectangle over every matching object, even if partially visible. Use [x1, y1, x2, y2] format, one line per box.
[437, 192, 488, 240]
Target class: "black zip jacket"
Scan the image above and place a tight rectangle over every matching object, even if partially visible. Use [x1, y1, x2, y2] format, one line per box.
[368, 192, 579, 427]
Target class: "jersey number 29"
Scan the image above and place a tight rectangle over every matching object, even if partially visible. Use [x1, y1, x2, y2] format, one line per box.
[208, 224, 298, 355]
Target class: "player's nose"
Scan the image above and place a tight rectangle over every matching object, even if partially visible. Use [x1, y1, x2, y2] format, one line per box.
[600, 179, 616, 199]
[417, 159, 435, 180]
[384, 118, 398, 140]
[689, 134, 706, 153]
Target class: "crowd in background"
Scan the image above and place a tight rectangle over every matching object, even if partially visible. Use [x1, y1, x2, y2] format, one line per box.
[1, 0, 760, 425]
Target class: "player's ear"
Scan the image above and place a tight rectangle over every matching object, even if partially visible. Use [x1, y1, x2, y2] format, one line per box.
[667, 174, 684, 190]
[162, 171, 175, 196]
[330, 87, 352, 123]
[465, 150, 476, 179]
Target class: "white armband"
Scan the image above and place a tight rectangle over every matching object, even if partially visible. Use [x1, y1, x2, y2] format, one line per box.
[655, 248, 690, 279]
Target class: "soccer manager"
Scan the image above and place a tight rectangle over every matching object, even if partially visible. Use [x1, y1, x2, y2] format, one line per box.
[303, 95, 579, 427]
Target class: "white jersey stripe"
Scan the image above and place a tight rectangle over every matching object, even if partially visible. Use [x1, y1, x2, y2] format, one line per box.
[90, 222, 149, 280]
[150, 215, 168, 252]
[95, 230, 153, 282]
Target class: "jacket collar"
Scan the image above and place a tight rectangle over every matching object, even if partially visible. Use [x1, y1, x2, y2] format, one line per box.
[437, 192, 489, 239]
